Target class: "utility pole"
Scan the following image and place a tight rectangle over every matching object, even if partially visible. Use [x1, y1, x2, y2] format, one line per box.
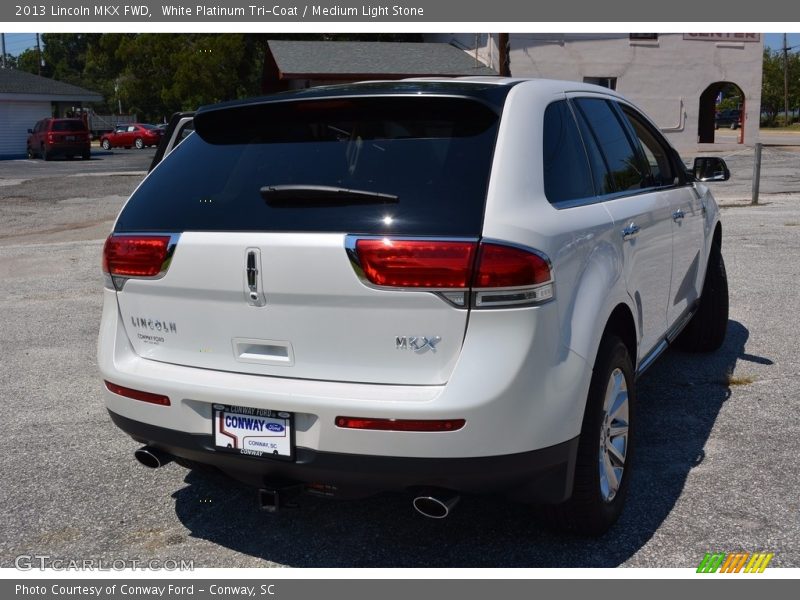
[498, 33, 510, 76]
[1, 33, 6, 68]
[36, 32, 42, 75]
[784, 33, 789, 126]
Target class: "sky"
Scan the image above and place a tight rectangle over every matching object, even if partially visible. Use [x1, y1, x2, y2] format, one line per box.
[4, 32, 800, 57]
[764, 33, 800, 51]
[1, 32, 39, 56]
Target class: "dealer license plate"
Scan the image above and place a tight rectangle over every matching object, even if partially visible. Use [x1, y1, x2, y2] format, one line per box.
[213, 404, 293, 459]
[64, 135, 76, 141]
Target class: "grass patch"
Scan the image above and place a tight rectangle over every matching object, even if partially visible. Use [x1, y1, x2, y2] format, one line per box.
[760, 123, 800, 132]
[726, 372, 755, 386]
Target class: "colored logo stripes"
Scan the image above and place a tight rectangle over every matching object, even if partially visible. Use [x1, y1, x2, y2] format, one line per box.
[697, 552, 774, 573]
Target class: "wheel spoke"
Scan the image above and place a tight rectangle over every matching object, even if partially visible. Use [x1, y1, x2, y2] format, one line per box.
[607, 440, 626, 468]
[603, 452, 619, 494]
[609, 421, 629, 438]
[608, 389, 628, 422]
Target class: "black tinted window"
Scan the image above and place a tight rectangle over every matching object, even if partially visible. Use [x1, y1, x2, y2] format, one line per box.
[542, 101, 595, 204]
[571, 105, 613, 195]
[619, 106, 675, 187]
[51, 120, 86, 132]
[573, 98, 649, 193]
[116, 97, 499, 236]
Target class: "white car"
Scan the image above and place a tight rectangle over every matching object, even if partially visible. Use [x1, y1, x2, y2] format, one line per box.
[98, 78, 729, 535]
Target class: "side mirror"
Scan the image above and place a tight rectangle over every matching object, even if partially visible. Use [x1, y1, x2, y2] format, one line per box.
[693, 157, 730, 182]
[27, 129, 33, 134]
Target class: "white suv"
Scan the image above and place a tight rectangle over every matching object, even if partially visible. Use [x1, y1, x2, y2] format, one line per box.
[98, 78, 729, 535]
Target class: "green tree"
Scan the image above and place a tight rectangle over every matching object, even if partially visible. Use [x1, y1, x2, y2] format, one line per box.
[83, 34, 131, 114]
[40, 33, 101, 83]
[762, 46, 800, 126]
[9, 33, 424, 122]
[12, 48, 40, 74]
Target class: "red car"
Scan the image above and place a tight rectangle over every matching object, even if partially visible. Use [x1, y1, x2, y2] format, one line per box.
[27, 118, 91, 160]
[100, 123, 162, 150]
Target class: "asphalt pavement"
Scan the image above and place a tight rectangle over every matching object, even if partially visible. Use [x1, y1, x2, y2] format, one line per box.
[0, 140, 798, 568]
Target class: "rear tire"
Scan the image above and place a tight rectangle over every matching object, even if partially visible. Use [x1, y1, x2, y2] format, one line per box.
[135, 137, 144, 149]
[546, 335, 635, 536]
[82, 151, 91, 160]
[26, 146, 35, 159]
[42, 146, 51, 161]
[675, 244, 728, 352]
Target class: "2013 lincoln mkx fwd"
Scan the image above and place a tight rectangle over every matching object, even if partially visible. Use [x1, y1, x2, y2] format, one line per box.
[98, 78, 730, 535]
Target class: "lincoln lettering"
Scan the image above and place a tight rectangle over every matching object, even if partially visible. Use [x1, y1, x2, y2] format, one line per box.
[50, 5, 90, 16]
[130, 317, 177, 334]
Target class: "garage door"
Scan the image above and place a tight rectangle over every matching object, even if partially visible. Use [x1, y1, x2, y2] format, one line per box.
[0, 101, 51, 157]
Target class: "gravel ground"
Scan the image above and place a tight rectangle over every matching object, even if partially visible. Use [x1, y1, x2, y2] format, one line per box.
[0, 142, 798, 568]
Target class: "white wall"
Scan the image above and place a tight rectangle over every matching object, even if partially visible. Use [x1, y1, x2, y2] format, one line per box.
[428, 33, 764, 152]
[0, 99, 52, 157]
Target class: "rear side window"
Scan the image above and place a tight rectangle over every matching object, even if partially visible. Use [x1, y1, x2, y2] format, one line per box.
[542, 101, 595, 205]
[51, 120, 86, 132]
[116, 97, 500, 237]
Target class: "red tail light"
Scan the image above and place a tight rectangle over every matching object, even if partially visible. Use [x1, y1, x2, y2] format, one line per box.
[352, 237, 553, 307]
[104, 381, 170, 406]
[335, 416, 465, 432]
[474, 243, 551, 288]
[103, 234, 172, 277]
[47, 133, 55, 144]
[355, 239, 476, 288]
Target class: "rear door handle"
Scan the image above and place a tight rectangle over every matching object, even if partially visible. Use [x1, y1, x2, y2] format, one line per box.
[672, 209, 685, 222]
[244, 248, 266, 307]
[621, 223, 640, 240]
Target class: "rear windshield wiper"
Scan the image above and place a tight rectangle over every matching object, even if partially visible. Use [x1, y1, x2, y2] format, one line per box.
[260, 184, 399, 206]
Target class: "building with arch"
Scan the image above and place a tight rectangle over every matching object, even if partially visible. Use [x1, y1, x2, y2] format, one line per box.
[426, 33, 763, 152]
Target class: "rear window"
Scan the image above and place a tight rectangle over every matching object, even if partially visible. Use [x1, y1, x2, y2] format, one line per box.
[115, 97, 500, 236]
[51, 120, 87, 132]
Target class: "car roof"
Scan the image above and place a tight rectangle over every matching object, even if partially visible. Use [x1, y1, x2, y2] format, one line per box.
[194, 77, 626, 122]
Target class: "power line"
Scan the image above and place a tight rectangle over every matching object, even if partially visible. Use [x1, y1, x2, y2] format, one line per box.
[1, 33, 39, 56]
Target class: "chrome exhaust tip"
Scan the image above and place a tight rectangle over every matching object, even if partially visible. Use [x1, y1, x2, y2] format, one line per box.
[134, 446, 172, 469]
[412, 490, 460, 519]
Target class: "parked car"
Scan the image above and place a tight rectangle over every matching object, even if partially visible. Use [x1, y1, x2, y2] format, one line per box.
[99, 78, 730, 535]
[715, 109, 742, 130]
[26, 117, 91, 160]
[100, 123, 162, 150]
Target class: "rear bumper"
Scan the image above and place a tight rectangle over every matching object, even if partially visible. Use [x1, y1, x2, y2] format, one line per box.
[110, 410, 578, 503]
[44, 142, 90, 156]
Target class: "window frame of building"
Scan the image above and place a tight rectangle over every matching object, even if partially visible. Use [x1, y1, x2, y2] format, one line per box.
[582, 77, 618, 90]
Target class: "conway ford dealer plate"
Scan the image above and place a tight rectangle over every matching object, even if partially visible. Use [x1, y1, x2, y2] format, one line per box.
[213, 404, 293, 460]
